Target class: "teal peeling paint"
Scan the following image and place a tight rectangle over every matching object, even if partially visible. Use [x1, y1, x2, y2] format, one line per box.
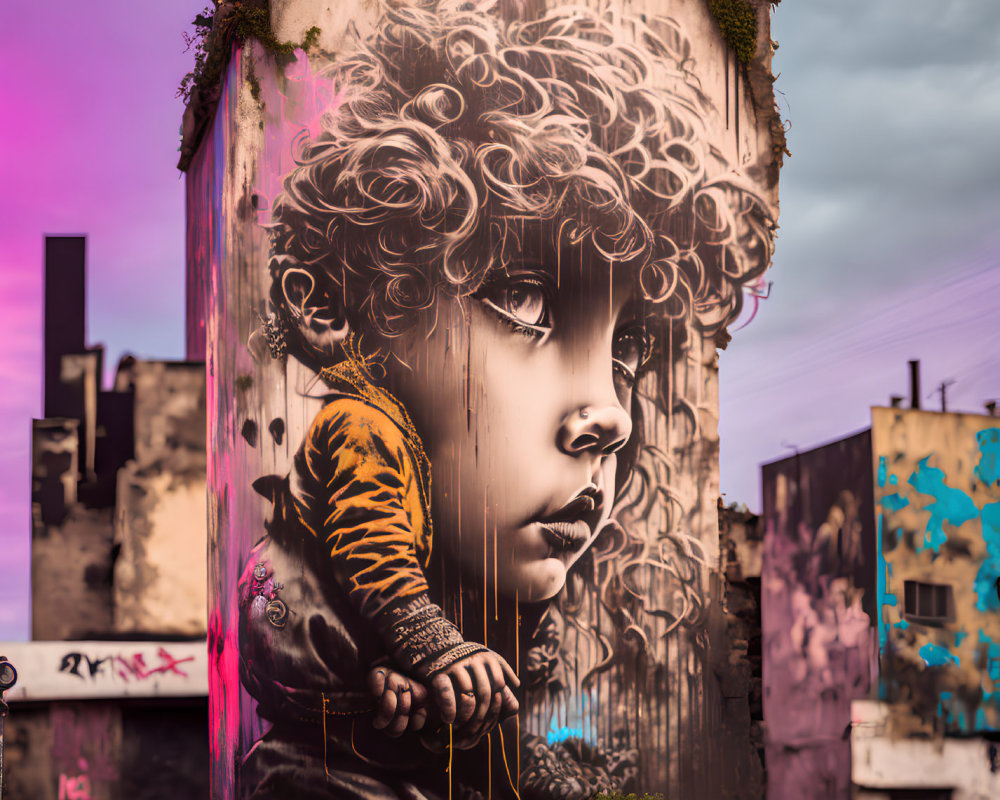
[878, 456, 887, 488]
[938, 690, 953, 719]
[894, 619, 909, 629]
[919, 642, 958, 667]
[876, 510, 898, 685]
[876, 513, 890, 665]
[979, 630, 1000, 682]
[955, 630, 968, 647]
[975, 428, 1000, 486]
[907, 456, 979, 553]
[882, 492, 909, 512]
[976, 500, 1000, 612]
[889, 474, 898, 485]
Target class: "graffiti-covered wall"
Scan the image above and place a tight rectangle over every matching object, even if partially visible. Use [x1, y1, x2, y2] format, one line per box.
[183, 0, 782, 797]
[761, 431, 878, 800]
[872, 407, 1000, 734]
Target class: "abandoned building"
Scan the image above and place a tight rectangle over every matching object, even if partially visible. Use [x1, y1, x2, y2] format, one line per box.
[761, 393, 1000, 799]
[0, 236, 209, 799]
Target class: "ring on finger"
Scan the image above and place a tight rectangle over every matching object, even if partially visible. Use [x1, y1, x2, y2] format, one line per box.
[462, 690, 476, 697]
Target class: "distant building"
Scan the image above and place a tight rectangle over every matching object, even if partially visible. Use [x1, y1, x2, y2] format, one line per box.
[718, 500, 766, 786]
[761, 406, 1000, 800]
[1, 236, 209, 799]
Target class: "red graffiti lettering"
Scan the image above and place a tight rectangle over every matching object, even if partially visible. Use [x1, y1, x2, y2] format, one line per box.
[114, 647, 195, 682]
[58, 772, 93, 800]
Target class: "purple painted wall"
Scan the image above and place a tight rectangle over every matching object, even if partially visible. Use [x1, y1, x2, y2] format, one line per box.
[762, 430, 878, 799]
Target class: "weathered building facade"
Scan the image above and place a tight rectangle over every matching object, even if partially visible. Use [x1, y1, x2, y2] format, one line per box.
[762, 406, 1000, 800]
[180, 1, 784, 798]
[1, 236, 210, 800]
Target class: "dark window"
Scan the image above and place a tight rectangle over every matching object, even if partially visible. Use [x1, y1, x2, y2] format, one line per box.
[903, 580, 953, 624]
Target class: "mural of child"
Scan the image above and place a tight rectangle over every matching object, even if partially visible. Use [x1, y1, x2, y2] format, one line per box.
[235, 1, 774, 798]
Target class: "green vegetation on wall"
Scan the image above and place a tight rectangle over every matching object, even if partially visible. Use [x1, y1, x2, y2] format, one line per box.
[178, 2, 320, 105]
[707, 0, 758, 64]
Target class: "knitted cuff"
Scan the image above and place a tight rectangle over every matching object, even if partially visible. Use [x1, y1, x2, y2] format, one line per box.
[378, 597, 484, 676]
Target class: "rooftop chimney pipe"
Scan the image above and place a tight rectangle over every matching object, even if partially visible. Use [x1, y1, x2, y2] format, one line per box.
[909, 360, 921, 410]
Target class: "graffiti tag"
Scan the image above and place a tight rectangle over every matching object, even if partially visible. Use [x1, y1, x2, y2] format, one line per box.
[59, 647, 195, 683]
[58, 653, 109, 680]
[114, 647, 195, 682]
[58, 764, 93, 800]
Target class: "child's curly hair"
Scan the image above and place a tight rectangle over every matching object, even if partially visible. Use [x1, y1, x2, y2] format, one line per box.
[267, 0, 773, 350]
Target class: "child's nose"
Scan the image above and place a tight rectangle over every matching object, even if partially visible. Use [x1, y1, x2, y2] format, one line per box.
[557, 403, 632, 457]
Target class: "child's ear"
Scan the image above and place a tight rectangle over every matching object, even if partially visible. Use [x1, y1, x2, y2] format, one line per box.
[281, 267, 349, 358]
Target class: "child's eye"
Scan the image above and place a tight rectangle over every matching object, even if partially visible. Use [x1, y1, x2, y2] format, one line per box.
[612, 326, 653, 384]
[504, 284, 547, 326]
[478, 279, 551, 338]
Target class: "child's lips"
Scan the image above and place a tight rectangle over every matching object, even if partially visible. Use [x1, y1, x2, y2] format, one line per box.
[539, 519, 592, 553]
[536, 487, 603, 554]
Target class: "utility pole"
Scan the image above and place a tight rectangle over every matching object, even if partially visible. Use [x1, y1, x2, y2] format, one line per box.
[930, 379, 956, 413]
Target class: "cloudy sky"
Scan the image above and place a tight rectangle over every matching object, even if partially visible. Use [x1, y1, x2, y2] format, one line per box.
[1, 1, 998, 641]
[719, 0, 1000, 505]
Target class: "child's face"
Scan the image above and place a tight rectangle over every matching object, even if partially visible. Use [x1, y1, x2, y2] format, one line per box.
[387, 244, 649, 603]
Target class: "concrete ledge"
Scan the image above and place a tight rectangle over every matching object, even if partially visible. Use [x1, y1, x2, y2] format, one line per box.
[0, 640, 207, 702]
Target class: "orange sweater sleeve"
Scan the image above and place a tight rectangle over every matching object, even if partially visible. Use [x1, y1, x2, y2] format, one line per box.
[288, 398, 483, 675]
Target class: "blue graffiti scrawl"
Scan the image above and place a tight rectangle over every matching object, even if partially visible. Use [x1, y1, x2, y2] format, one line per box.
[907, 456, 979, 553]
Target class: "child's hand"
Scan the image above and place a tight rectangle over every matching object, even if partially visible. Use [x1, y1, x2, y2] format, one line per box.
[368, 666, 430, 737]
[428, 650, 519, 733]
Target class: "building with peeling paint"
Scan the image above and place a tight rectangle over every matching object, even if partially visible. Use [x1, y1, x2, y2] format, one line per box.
[0, 236, 210, 799]
[762, 402, 1000, 800]
[873, 407, 1000, 738]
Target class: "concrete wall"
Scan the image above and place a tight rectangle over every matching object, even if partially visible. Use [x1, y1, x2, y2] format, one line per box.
[852, 700, 1000, 800]
[719, 502, 766, 789]
[113, 361, 207, 636]
[31, 361, 208, 641]
[871, 407, 1000, 734]
[1, 700, 209, 800]
[32, 417, 115, 641]
[1, 641, 208, 702]
[187, 1, 782, 796]
[14, 243, 212, 799]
